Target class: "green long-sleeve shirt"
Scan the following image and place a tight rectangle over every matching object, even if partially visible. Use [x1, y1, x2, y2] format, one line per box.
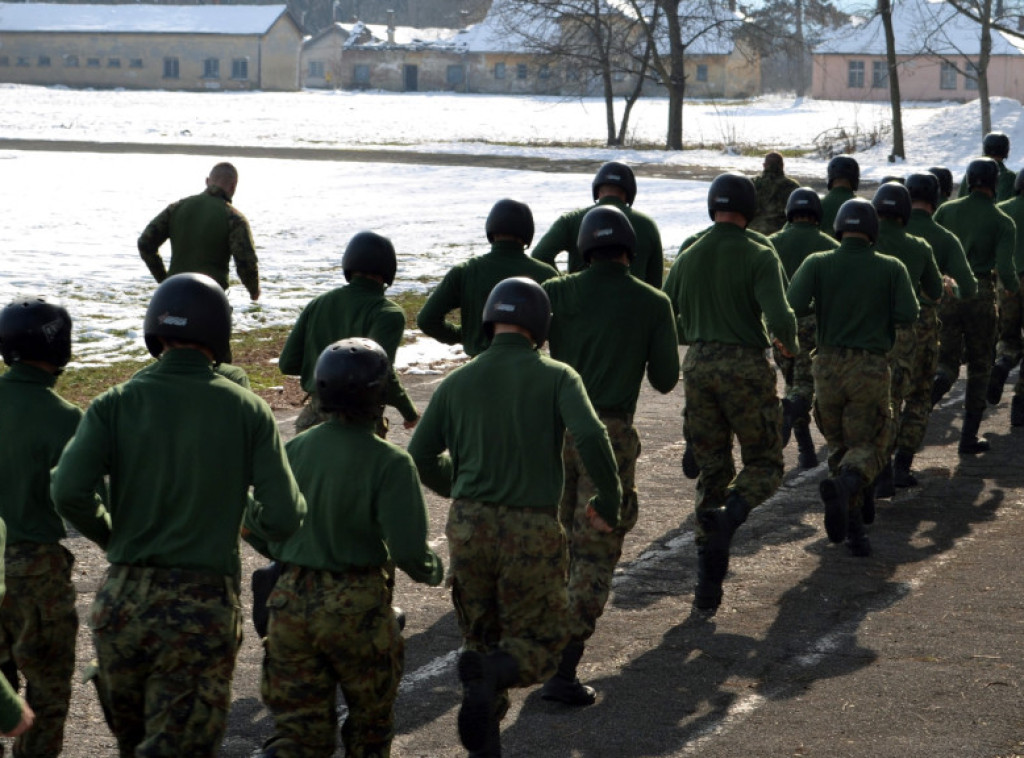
[997, 195, 1024, 275]
[248, 419, 443, 585]
[408, 333, 622, 526]
[787, 237, 919, 353]
[532, 197, 665, 287]
[663, 222, 799, 355]
[416, 241, 558, 357]
[544, 262, 679, 414]
[820, 186, 857, 239]
[0, 520, 24, 733]
[934, 191, 1018, 292]
[0, 363, 96, 545]
[769, 221, 839, 279]
[279, 276, 418, 421]
[905, 208, 978, 298]
[51, 349, 306, 578]
[876, 218, 944, 304]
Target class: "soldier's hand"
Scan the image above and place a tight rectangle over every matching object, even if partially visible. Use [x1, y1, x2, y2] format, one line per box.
[403, 417, 419, 430]
[773, 338, 794, 360]
[943, 275, 956, 297]
[2, 698, 34, 737]
[250, 286, 261, 302]
[586, 505, 613, 533]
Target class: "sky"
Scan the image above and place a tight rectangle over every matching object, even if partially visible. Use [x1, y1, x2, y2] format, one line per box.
[0, 85, 1019, 369]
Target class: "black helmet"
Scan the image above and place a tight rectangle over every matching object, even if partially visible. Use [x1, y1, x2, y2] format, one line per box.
[834, 198, 879, 243]
[983, 131, 1010, 159]
[827, 156, 860, 191]
[342, 231, 397, 287]
[577, 205, 636, 262]
[927, 166, 954, 199]
[0, 296, 72, 368]
[966, 158, 999, 192]
[485, 199, 534, 247]
[482, 276, 552, 348]
[872, 181, 912, 225]
[143, 273, 231, 363]
[707, 172, 757, 222]
[906, 173, 940, 209]
[314, 337, 389, 417]
[785, 187, 823, 223]
[592, 161, 637, 206]
[1015, 170, 1024, 195]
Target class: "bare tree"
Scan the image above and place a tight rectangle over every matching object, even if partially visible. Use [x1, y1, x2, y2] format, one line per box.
[878, 0, 905, 159]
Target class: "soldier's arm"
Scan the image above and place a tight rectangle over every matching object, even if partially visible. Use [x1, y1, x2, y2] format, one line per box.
[645, 223, 665, 288]
[786, 256, 816, 318]
[371, 308, 419, 422]
[942, 233, 978, 298]
[50, 405, 113, 549]
[278, 307, 310, 377]
[757, 255, 800, 355]
[137, 204, 174, 284]
[416, 270, 463, 346]
[892, 261, 921, 326]
[919, 244, 945, 303]
[996, 218, 1019, 293]
[662, 257, 688, 343]
[408, 396, 454, 498]
[228, 211, 260, 301]
[531, 215, 572, 269]
[379, 455, 444, 586]
[645, 295, 681, 394]
[246, 405, 306, 542]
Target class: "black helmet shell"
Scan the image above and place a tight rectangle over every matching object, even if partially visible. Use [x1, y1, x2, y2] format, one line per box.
[314, 337, 389, 415]
[927, 166, 954, 199]
[785, 187, 823, 223]
[707, 172, 757, 222]
[482, 276, 552, 348]
[827, 156, 861, 191]
[906, 173, 940, 209]
[342, 231, 397, 287]
[592, 162, 637, 206]
[577, 205, 636, 262]
[872, 181, 912, 226]
[834, 198, 879, 243]
[966, 158, 999, 192]
[0, 296, 72, 367]
[143, 273, 232, 363]
[983, 131, 1010, 160]
[485, 199, 534, 247]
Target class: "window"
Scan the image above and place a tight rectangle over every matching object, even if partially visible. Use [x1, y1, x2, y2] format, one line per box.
[231, 58, 248, 80]
[847, 60, 865, 88]
[566, 65, 580, 81]
[354, 64, 370, 86]
[308, 60, 325, 78]
[38, 55, 51, 67]
[940, 61, 957, 90]
[516, 63, 528, 79]
[64, 54, 79, 67]
[494, 62, 506, 79]
[16, 57, 29, 67]
[696, 64, 708, 82]
[446, 65, 465, 86]
[872, 60, 888, 88]
[539, 64, 551, 80]
[163, 57, 179, 79]
[130, 58, 143, 69]
[87, 58, 100, 68]
[0, 56, 9, 67]
[613, 70, 626, 82]
[965, 61, 979, 90]
[107, 58, 121, 68]
[202, 58, 220, 79]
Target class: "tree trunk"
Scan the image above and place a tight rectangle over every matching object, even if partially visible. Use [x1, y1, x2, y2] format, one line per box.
[794, 0, 807, 97]
[880, 0, 905, 159]
[616, 40, 653, 145]
[663, 0, 686, 150]
[979, 12, 993, 136]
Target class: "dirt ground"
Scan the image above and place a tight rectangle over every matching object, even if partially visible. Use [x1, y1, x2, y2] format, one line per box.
[28, 352, 1024, 758]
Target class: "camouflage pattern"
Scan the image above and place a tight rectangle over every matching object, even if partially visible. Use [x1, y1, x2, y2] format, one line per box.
[995, 277, 1024, 364]
[682, 343, 783, 543]
[261, 564, 400, 758]
[558, 415, 640, 643]
[896, 305, 940, 453]
[445, 498, 569, 718]
[884, 324, 917, 449]
[294, 394, 389, 439]
[88, 565, 241, 758]
[774, 314, 817, 405]
[749, 169, 800, 235]
[812, 348, 891, 483]
[936, 278, 998, 414]
[0, 543, 76, 757]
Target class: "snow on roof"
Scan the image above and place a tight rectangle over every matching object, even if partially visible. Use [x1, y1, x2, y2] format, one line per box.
[339, 22, 458, 46]
[0, 3, 290, 35]
[814, 0, 1024, 56]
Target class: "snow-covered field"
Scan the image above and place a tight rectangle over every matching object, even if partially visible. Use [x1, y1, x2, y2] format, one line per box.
[0, 85, 1019, 366]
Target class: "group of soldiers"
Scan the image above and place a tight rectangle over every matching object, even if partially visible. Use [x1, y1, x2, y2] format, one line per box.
[0, 140, 1017, 757]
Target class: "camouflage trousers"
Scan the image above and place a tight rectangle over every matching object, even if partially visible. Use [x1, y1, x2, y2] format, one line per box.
[261, 564, 400, 758]
[995, 276, 1024, 363]
[0, 543, 77, 758]
[89, 565, 241, 758]
[812, 348, 891, 484]
[883, 323, 917, 458]
[773, 314, 818, 406]
[559, 415, 640, 643]
[446, 499, 569, 721]
[295, 394, 389, 438]
[937, 279, 997, 414]
[895, 305, 940, 453]
[682, 343, 783, 543]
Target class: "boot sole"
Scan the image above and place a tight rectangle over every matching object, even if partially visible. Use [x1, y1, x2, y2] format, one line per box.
[540, 678, 597, 706]
[457, 651, 494, 752]
[819, 479, 848, 543]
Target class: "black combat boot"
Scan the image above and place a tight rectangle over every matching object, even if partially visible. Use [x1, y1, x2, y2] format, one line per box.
[693, 492, 750, 613]
[794, 421, 818, 469]
[540, 640, 596, 706]
[958, 410, 991, 455]
[893, 449, 918, 487]
[931, 373, 954, 407]
[845, 506, 871, 557]
[681, 443, 700, 479]
[986, 356, 1015, 405]
[861, 483, 875, 525]
[458, 650, 518, 753]
[1012, 394, 1024, 427]
[782, 396, 811, 449]
[393, 606, 406, 632]
[469, 717, 502, 758]
[874, 457, 895, 499]
[819, 467, 863, 543]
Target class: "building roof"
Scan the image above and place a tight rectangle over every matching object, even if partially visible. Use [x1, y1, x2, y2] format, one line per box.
[814, 0, 1024, 56]
[0, 3, 291, 35]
